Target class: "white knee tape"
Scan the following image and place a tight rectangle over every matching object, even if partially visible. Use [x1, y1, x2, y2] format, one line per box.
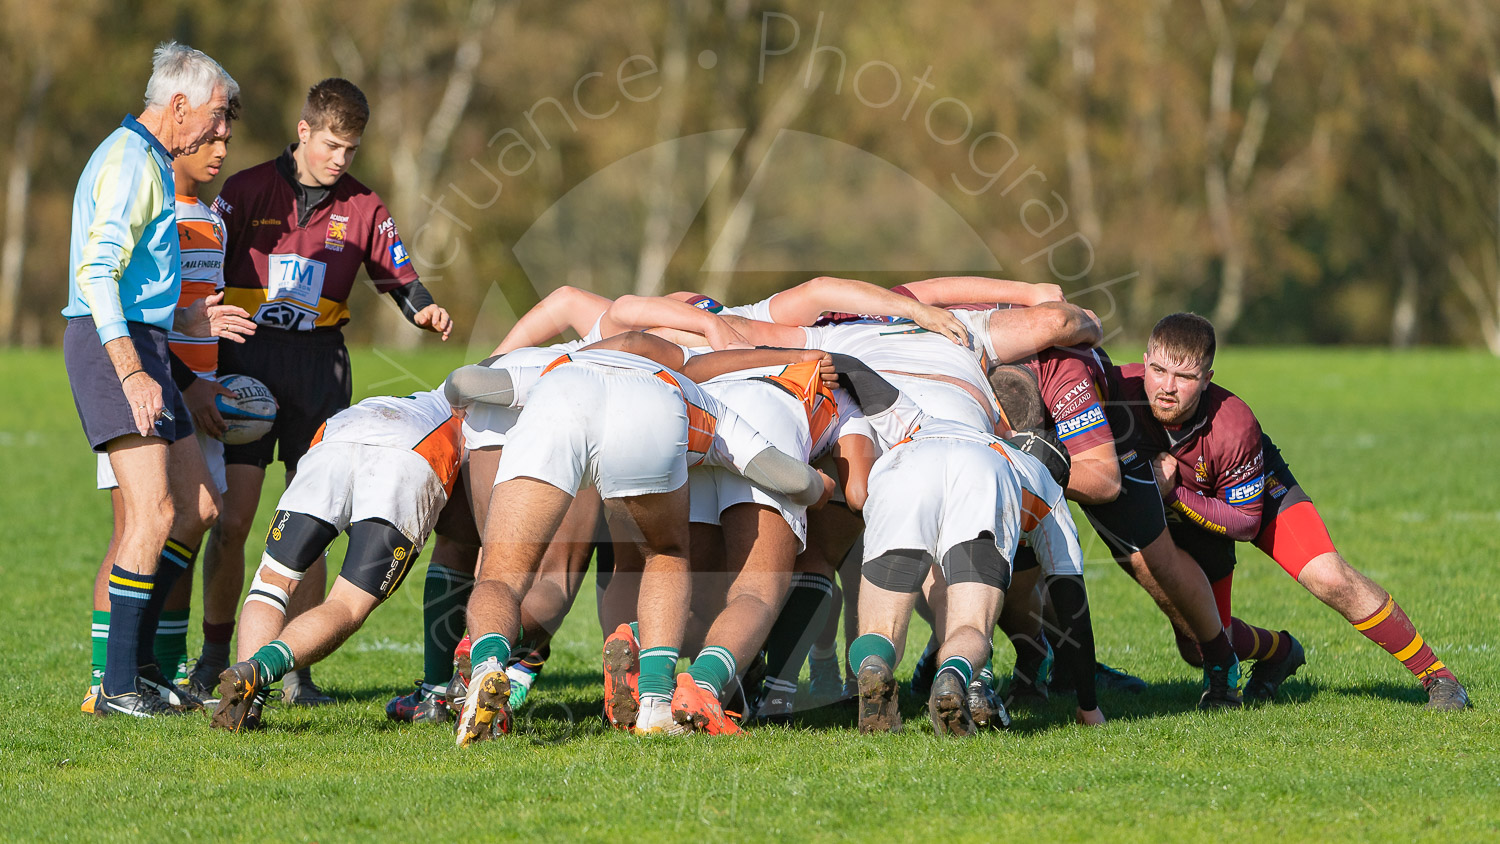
[246, 569, 291, 612]
[260, 552, 306, 582]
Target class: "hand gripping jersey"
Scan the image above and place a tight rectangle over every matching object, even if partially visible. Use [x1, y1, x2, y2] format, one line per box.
[282, 389, 462, 544]
[800, 314, 999, 432]
[167, 196, 228, 376]
[1111, 363, 1265, 541]
[214, 148, 419, 332]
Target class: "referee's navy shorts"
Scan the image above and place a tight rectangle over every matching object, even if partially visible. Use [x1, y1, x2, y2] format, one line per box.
[65, 317, 193, 451]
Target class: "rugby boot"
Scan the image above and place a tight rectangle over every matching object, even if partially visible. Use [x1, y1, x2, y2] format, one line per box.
[505, 663, 536, 710]
[1096, 662, 1148, 695]
[632, 697, 676, 735]
[1424, 677, 1472, 712]
[185, 659, 223, 706]
[454, 660, 511, 748]
[1197, 657, 1243, 711]
[602, 623, 640, 730]
[967, 678, 1012, 730]
[670, 673, 742, 736]
[94, 678, 182, 719]
[855, 657, 903, 734]
[1006, 635, 1054, 709]
[908, 645, 939, 698]
[138, 663, 203, 711]
[386, 681, 451, 723]
[210, 661, 264, 731]
[445, 671, 469, 719]
[282, 667, 334, 706]
[241, 690, 270, 731]
[81, 686, 99, 715]
[752, 690, 795, 725]
[929, 671, 977, 737]
[454, 634, 473, 685]
[1244, 633, 1306, 704]
[807, 653, 845, 705]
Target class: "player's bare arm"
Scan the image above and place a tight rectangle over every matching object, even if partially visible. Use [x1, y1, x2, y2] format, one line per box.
[984, 302, 1102, 363]
[766, 277, 968, 345]
[1067, 441, 1123, 505]
[679, 347, 832, 384]
[493, 285, 612, 354]
[900, 276, 1066, 307]
[604, 295, 753, 350]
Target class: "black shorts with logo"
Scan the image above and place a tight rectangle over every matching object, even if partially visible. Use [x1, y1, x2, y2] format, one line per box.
[1081, 450, 1169, 557]
[219, 327, 352, 471]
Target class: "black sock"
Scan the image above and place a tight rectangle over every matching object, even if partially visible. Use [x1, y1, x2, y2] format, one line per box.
[762, 573, 835, 688]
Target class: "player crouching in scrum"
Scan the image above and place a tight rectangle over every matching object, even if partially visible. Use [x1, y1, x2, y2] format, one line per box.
[210, 389, 462, 731]
[831, 355, 1105, 735]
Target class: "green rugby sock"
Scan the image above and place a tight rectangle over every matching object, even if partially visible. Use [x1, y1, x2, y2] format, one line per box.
[848, 634, 897, 674]
[90, 610, 110, 686]
[638, 646, 679, 702]
[421, 565, 473, 687]
[938, 655, 974, 686]
[687, 646, 736, 697]
[470, 632, 512, 670]
[154, 608, 191, 682]
[251, 640, 295, 686]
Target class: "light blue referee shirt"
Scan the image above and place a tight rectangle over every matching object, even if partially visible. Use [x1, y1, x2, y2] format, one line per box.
[64, 114, 178, 344]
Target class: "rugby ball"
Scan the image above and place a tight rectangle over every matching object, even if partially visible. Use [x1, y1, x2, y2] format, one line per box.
[214, 374, 278, 445]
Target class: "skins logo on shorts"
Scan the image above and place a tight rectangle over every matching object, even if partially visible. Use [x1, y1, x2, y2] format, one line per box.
[271, 511, 290, 542]
[1226, 474, 1265, 506]
[390, 240, 410, 267]
[685, 294, 724, 313]
[1056, 403, 1105, 440]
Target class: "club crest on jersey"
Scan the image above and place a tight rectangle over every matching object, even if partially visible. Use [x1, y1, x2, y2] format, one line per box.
[1194, 456, 1208, 482]
[390, 240, 410, 267]
[1057, 403, 1105, 440]
[324, 215, 348, 252]
[685, 294, 724, 313]
[1226, 475, 1264, 506]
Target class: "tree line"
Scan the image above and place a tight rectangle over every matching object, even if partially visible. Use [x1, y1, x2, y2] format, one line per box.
[3, 0, 1498, 353]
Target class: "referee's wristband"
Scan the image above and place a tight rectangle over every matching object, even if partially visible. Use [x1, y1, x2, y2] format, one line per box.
[120, 369, 147, 385]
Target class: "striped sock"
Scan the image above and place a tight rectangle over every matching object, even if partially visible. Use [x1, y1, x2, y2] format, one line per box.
[90, 610, 110, 686]
[1229, 618, 1291, 662]
[848, 634, 897, 674]
[138, 539, 195, 670]
[422, 565, 474, 687]
[937, 655, 974, 686]
[251, 640, 295, 686]
[103, 566, 153, 696]
[763, 573, 835, 690]
[1352, 594, 1456, 686]
[638, 646, 679, 702]
[470, 632, 513, 671]
[688, 646, 737, 697]
[154, 608, 192, 682]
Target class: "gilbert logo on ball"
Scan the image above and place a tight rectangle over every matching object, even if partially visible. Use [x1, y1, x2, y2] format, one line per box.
[215, 374, 278, 445]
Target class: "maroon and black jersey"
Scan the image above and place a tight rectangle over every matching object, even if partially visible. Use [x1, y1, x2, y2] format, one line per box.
[1018, 345, 1116, 457]
[214, 146, 418, 332]
[1111, 362, 1265, 540]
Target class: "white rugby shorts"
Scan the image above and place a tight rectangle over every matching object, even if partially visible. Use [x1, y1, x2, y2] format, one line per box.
[493, 363, 690, 499]
[276, 442, 447, 546]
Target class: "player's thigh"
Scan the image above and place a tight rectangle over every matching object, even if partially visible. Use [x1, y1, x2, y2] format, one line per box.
[610, 484, 691, 561]
[166, 428, 221, 522]
[856, 577, 924, 639]
[465, 446, 503, 534]
[105, 435, 171, 518]
[483, 477, 575, 571]
[943, 580, 1004, 639]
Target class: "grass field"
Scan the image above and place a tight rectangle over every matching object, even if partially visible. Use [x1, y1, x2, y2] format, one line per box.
[2, 346, 1498, 843]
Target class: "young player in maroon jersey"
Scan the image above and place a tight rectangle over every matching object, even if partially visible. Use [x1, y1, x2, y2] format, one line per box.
[195, 79, 452, 704]
[1121, 313, 1469, 710]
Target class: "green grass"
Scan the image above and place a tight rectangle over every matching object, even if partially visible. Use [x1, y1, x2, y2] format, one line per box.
[2, 346, 1498, 843]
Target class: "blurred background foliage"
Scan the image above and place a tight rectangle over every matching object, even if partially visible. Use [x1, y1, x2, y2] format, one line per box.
[3, 0, 1499, 353]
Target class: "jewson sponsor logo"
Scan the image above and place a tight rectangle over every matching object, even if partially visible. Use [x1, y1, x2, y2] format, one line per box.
[1057, 403, 1104, 440]
[1226, 474, 1265, 505]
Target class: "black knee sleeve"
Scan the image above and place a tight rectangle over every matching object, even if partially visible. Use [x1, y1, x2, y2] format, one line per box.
[940, 533, 1011, 591]
[861, 548, 933, 594]
[340, 518, 422, 601]
[264, 510, 339, 573]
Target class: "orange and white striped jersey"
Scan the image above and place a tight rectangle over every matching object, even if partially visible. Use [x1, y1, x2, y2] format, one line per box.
[168, 196, 226, 377]
[311, 389, 462, 495]
[704, 360, 869, 460]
